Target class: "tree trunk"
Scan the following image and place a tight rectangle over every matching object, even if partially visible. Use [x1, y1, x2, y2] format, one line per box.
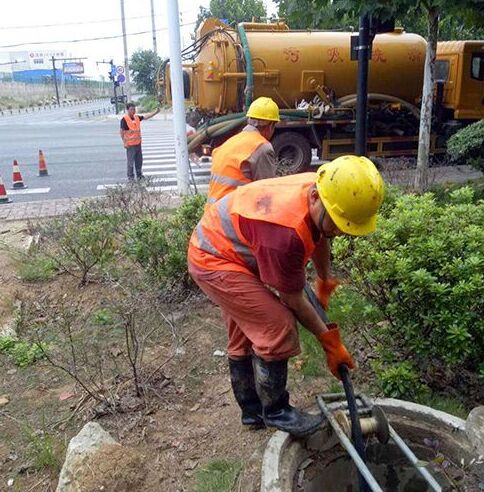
[414, 7, 439, 192]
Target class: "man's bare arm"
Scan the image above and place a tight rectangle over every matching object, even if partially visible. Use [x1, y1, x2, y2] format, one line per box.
[311, 237, 331, 280]
[142, 107, 160, 121]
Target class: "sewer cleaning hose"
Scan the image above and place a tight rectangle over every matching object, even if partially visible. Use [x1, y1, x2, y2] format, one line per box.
[304, 282, 369, 492]
[237, 23, 254, 109]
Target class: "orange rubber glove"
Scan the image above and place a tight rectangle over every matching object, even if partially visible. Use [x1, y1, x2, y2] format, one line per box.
[317, 323, 355, 380]
[315, 277, 340, 310]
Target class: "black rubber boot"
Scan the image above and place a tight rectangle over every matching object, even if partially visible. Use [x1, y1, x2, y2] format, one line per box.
[253, 356, 323, 438]
[228, 357, 265, 427]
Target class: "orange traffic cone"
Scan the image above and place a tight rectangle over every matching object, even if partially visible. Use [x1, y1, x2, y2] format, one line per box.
[38, 150, 49, 176]
[12, 160, 27, 189]
[0, 175, 12, 203]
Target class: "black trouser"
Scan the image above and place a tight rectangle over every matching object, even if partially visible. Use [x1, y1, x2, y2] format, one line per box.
[126, 144, 143, 179]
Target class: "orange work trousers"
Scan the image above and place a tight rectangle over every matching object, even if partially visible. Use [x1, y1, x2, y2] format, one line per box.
[188, 263, 300, 361]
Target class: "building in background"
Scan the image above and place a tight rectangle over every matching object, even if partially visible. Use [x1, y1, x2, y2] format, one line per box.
[0, 50, 84, 83]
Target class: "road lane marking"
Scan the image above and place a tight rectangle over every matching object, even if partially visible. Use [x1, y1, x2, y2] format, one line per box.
[143, 164, 210, 170]
[144, 169, 210, 176]
[9, 187, 50, 195]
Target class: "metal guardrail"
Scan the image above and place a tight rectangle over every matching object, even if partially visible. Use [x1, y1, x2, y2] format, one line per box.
[78, 106, 115, 118]
[0, 97, 111, 117]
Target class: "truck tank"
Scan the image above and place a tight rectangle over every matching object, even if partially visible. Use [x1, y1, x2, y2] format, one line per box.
[177, 18, 427, 115]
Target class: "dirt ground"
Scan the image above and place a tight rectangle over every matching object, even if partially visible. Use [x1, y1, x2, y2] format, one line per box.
[0, 221, 329, 492]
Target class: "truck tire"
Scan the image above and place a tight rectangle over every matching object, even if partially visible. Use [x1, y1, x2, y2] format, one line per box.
[271, 131, 312, 175]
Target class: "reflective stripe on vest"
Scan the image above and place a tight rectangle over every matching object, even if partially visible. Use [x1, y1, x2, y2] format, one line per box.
[195, 195, 257, 271]
[207, 130, 268, 205]
[123, 115, 141, 147]
[189, 173, 319, 275]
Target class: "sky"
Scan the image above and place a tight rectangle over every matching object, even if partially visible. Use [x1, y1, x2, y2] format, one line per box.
[0, 0, 278, 78]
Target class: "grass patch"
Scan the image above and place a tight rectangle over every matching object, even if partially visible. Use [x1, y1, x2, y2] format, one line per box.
[193, 459, 241, 492]
[17, 255, 56, 282]
[22, 419, 63, 471]
[297, 328, 327, 377]
[417, 393, 468, 419]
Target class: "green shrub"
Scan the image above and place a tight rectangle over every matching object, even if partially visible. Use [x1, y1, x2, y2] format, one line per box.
[17, 255, 56, 282]
[90, 308, 116, 327]
[447, 119, 484, 171]
[333, 190, 483, 379]
[123, 194, 206, 290]
[46, 204, 120, 285]
[295, 287, 378, 378]
[0, 336, 46, 367]
[431, 179, 484, 204]
[373, 361, 427, 400]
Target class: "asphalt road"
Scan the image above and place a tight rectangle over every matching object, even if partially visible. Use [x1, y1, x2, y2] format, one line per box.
[0, 100, 209, 203]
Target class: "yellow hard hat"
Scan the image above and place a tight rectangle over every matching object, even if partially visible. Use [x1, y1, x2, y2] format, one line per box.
[316, 155, 384, 236]
[246, 97, 280, 122]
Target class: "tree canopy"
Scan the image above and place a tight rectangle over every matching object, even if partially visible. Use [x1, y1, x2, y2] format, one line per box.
[194, 0, 267, 33]
[129, 50, 164, 95]
[275, 0, 484, 39]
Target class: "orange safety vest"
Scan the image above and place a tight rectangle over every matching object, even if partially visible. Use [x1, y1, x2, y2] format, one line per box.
[123, 115, 142, 147]
[189, 173, 318, 276]
[206, 130, 268, 206]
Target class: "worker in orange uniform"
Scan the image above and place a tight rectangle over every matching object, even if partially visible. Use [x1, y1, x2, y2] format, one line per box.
[206, 96, 279, 207]
[120, 102, 160, 181]
[188, 156, 384, 437]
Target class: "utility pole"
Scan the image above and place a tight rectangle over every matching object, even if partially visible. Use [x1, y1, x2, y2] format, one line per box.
[355, 14, 370, 157]
[120, 0, 132, 101]
[51, 57, 60, 105]
[150, 0, 158, 53]
[167, 0, 190, 194]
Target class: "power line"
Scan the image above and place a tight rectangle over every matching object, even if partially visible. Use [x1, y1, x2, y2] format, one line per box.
[0, 11, 192, 30]
[0, 22, 196, 49]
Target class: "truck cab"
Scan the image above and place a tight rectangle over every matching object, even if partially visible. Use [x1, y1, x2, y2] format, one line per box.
[436, 41, 484, 121]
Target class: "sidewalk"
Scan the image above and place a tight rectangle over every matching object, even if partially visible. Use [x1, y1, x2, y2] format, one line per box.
[0, 197, 84, 221]
[0, 165, 481, 222]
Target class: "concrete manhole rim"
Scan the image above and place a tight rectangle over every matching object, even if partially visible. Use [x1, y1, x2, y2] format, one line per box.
[261, 397, 468, 492]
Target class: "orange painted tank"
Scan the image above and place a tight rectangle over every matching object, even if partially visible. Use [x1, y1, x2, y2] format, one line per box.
[185, 19, 427, 114]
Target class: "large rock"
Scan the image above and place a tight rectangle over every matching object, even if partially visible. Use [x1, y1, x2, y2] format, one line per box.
[466, 406, 484, 456]
[56, 422, 117, 492]
[56, 422, 147, 492]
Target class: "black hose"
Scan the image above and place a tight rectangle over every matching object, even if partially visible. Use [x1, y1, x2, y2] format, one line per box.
[304, 282, 368, 492]
[340, 364, 369, 492]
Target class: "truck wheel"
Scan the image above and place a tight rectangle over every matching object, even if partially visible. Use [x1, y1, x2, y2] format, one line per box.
[272, 132, 312, 175]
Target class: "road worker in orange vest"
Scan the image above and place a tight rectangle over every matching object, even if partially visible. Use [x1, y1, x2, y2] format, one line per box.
[120, 102, 160, 181]
[188, 156, 384, 437]
[206, 97, 279, 207]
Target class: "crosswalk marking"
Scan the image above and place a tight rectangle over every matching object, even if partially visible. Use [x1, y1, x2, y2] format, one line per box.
[97, 123, 211, 194]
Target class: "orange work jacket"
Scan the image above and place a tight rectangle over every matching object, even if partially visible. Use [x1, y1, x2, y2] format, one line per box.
[189, 173, 318, 276]
[123, 115, 142, 147]
[206, 130, 268, 206]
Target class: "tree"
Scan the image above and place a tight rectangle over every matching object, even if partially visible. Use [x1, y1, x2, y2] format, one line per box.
[129, 49, 163, 95]
[195, 0, 267, 33]
[276, 0, 483, 191]
[276, 0, 484, 40]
